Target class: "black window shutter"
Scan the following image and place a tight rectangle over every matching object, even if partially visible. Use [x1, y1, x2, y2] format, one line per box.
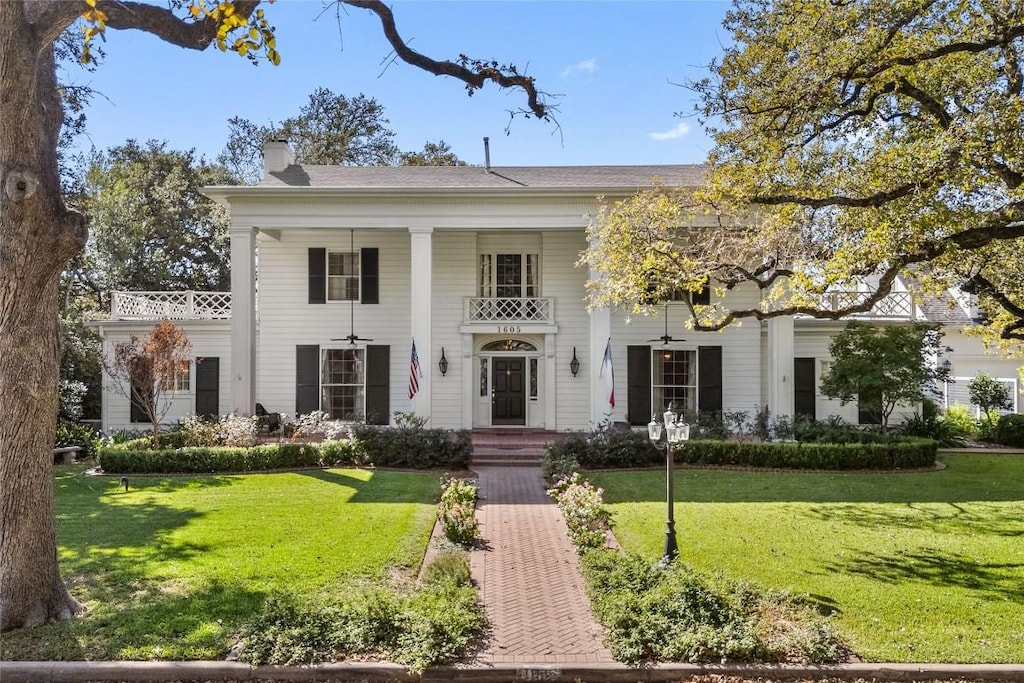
[794, 357, 816, 420]
[858, 386, 882, 425]
[365, 345, 390, 424]
[195, 357, 220, 418]
[698, 346, 723, 414]
[308, 248, 326, 304]
[129, 382, 150, 423]
[627, 345, 652, 425]
[360, 248, 379, 304]
[296, 345, 320, 414]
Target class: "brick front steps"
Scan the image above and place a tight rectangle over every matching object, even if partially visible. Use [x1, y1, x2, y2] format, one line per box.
[470, 429, 560, 467]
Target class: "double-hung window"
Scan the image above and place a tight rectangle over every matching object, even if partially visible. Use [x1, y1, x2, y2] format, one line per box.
[653, 349, 697, 413]
[327, 251, 360, 301]
[321, 348, 364, 420]
[479, 253, 540, 298]
[159, 360, 191, 391]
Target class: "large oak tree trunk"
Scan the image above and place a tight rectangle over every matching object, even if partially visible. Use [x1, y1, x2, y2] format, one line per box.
[1, 5, 86, 630]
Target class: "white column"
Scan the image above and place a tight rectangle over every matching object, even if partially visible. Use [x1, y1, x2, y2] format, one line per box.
[544, 333, 557, 430]
[589, 307, 612, 425]
[230, 227, 257, 415]
[461, 333, 474, 429]
[409, 227, 434, 419]
[767, 316, 795, 420]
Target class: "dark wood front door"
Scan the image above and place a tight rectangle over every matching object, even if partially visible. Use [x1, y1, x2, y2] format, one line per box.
[492, 357, 526, 425]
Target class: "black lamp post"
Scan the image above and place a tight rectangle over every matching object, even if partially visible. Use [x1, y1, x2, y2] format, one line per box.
[647, 404, 690, 564]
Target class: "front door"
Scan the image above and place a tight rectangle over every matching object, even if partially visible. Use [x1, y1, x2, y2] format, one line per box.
[492, 357, 526, 425]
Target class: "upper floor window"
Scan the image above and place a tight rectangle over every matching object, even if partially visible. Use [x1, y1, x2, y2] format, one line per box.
[653, 349, 697, 414]
[328, 251, 360, 301]
[479, 253, 540, 298]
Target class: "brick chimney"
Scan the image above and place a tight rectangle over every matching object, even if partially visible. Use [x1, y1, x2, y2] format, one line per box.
[262, 139, 294, 175]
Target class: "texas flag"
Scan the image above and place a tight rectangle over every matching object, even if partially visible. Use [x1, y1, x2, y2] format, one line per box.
[599, 338, 615, 409]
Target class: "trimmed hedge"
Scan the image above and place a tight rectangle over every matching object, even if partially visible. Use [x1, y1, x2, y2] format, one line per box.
[543, 433, 937, 473]
[99, 427, 472, 474]
[995, 413, 1024, 448]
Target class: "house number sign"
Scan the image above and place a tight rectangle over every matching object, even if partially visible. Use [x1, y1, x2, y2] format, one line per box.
[498, 325, 522, 334]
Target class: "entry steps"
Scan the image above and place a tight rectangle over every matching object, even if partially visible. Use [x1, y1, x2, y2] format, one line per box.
[470, 429, 560, 467]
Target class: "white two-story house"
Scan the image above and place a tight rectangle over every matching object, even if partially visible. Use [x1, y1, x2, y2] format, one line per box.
[92, 141, 1022, 433]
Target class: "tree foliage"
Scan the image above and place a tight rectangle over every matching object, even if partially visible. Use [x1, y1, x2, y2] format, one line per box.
[219, 89, 401, 183]
[583, 0, 1024, 347]
[820, 322, 951, 433]
[399, 139, 466, 167]
[967, 373, 1013, 429]
[75, 140, 234, 301]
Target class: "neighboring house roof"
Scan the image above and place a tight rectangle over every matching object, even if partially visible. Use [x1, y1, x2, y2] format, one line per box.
[918, 293, 973, 324]
[257, 164, 706, 191]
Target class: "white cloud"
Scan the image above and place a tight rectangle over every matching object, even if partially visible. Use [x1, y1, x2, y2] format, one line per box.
[649, 122, 692, 141]
[561, 58, 596, 78]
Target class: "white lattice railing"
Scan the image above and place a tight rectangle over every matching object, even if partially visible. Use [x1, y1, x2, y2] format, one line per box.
[817, 290, 914, 318]
[465, 297, 554, 323]
[110, 291, 232, 320]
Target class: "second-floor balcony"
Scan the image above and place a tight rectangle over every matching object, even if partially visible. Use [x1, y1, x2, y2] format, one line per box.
[110, 291, 232, 321]
[815, 290, 915, 319]
[465, 297, 555, 324]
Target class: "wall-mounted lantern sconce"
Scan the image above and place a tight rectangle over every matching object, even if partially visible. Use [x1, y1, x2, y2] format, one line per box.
[570, 347, 580, 377]
[438, 347, 449, 376]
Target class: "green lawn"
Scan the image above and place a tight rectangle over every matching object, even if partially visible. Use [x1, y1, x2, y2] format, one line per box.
[589, 453, 1024, 663]
[2, 466, 440, 661]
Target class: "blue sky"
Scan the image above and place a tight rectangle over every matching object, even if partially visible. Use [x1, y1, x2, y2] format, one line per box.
[70, 1, 732, 167]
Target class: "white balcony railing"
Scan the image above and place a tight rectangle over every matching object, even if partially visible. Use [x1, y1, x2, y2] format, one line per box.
[110, 291, 232, 320]
[817, 290, 914, 318]
[465, 297, 554, 324]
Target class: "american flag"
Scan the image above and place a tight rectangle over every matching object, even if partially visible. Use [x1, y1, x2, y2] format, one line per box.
[408, 339, 422, 400]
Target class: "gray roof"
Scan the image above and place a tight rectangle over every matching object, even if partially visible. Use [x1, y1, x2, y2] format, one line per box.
[258, 164, 706, 190]
[918, 294, 972, 324]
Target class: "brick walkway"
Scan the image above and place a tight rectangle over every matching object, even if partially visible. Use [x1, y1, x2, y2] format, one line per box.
[467, 466, 614, 665]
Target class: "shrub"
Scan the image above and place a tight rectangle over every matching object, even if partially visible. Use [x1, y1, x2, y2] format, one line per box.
[547, 472, 611, 552]
[899, 412, 967, 447]
[98, 441, 357, 474]
[351, 425, 471, 469]
[55, 420, 102, 460]
[942, 404, 979, 440]
[291, 411, 350, 441]
[240, 571, 483, 673]
[437, 478, 478, 545]
[676, 439, 936, 470]
[995, 413, 1024, 448]
[580, 549, 846, 665]
[421, 551, 472, 587]
[541, 436, 584, 482]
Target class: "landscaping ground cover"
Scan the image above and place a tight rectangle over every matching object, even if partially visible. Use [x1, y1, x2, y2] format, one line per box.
[588, 453, 1024, 663]
[1, 466, 439, 661]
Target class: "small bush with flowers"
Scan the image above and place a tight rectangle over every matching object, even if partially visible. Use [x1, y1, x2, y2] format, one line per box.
[547, 472, 611, 553]
[437, 477, 479, 545]
[291, 411, 351, 441]
[180, 414, 259, 447]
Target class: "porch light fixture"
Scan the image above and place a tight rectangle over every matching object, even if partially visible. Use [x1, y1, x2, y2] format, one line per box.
[438, 347, 449, 376]
[570, 347, 580, 377]
[647, 403, 690, 565]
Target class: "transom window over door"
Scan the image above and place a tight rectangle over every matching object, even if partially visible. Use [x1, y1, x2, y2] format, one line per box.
[321, 348, 364, 420]
[479, 253, 539, 297]
[653, 349, 697, 413]
[328, 251, 359, 301]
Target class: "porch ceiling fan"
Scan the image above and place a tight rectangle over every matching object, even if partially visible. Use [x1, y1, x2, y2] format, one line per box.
[648, 302, 685, 345]
[331, 228, 374, 345]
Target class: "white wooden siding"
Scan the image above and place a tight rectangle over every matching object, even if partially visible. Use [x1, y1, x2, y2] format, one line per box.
[100, 322, 231, 433]
[255, 229, 411, 421]
[431, 231, 477, 428]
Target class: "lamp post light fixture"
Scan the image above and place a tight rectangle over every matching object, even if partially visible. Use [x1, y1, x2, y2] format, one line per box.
[570, 347, 580, 377]
[438, 347, 449, 376]
[647, 403, 690, 564]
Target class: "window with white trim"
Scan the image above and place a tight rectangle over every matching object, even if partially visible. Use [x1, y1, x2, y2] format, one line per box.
[321, 348, 364, 420]
[653, 349, 697, 413]
[159, 360, 191, 391]
[478, 253, 540, 297]
[327, 251, 360, 301]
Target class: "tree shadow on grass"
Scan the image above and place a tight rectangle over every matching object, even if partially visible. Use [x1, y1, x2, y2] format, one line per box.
[0, 577, 267, 661]
[297, 468, 439, 504]
[822, 548, 1024, 604]
[801, 501, 1024, 538]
